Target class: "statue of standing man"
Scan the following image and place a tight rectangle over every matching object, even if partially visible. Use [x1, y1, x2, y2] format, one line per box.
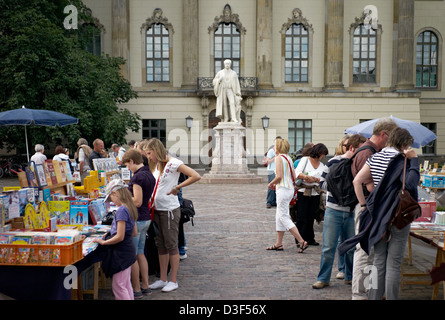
[213, 59, 242, 123]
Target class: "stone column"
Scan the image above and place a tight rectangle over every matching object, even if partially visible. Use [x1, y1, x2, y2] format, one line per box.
[324, 0, 344, 90]
[112, 0, 130, 79]
[256, 0, 273, 90]
[182, 0, 199, 89]
[395, 0, 415, 90]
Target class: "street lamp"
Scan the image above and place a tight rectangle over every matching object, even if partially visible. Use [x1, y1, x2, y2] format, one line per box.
[261, 115, 270, 130]
[185, 115, 193, 131]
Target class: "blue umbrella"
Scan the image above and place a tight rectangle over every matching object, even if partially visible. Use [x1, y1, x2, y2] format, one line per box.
[345, 116, 436, 148]
[0, 106, 78, 161]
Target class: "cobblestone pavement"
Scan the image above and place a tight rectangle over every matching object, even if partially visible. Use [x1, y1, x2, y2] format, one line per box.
[0, 177, 442, 302]
[98, 182, 441, 301]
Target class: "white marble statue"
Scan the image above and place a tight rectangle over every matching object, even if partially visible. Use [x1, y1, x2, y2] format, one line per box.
[213, 59, 242, 123]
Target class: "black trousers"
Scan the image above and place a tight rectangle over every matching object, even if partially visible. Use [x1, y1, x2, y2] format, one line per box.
[296, 191, 320, 244]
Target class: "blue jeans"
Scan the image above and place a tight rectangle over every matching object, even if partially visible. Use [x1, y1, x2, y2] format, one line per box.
[133, 220, 150, 255]
[317, 207, 355, 283]
[368, 224, 410, 300]
[266, 172, 276, 206]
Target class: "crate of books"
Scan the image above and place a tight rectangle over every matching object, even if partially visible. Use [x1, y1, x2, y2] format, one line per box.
[0, 230, 84, 266]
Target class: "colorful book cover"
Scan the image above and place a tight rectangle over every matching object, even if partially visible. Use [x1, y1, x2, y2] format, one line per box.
[70, 200, 89, 226]
[42, 188, 51, 203]
[4, 190, 20, 219]
[52, 160, 64, 184]
[54, 236, 74, 245]
[48, 200, 70, 225]
[42, 161, 53, 186]
[26, 161, 38, 187]
[45, 160, 58, 185]
[58, 160, 68, 182]
[35, 164, 47, 187]
[89, 198, 106, 225]
[62, 161, 73, 182]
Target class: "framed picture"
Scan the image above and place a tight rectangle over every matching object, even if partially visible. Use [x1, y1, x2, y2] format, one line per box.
[36, 163, 47, 187]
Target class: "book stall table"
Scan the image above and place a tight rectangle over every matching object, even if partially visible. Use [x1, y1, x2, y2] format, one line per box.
[0, 224, 110, 300]
[402, 221, 445, 300]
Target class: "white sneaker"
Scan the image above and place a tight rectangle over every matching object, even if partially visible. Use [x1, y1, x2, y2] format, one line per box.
[180, 253, 187, 260]
[161, 281, 178, 292]
[149, 280, 167, 290]
[336, 272, 345, 280]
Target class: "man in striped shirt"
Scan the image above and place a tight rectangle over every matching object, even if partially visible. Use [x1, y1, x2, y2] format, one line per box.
[312, 134, 366, 289]
[350, 118, 398, 300]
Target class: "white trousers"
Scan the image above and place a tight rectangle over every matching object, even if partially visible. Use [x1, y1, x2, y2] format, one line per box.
[275, 187, 296, 231]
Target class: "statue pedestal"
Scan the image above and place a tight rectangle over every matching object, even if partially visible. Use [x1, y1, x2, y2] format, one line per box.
[200, 122, 264, 184]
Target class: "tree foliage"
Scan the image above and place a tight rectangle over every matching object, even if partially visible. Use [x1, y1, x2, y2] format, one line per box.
[0, 0, 140, 156]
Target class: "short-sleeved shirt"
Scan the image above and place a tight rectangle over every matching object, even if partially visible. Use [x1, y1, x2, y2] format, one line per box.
[30, 152, 46, 165]
[266, 148, 276, 172]
[153, 157, 183, 211]
[128, 165, 155, 221]
[366, 147, 400, 187]
[110, 205, 135, 237]
[351, 139, 378, 186]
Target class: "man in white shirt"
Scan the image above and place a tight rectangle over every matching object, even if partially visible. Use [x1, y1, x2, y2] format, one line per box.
[112, 143, 126, 165]
[30, 144, 47, 165]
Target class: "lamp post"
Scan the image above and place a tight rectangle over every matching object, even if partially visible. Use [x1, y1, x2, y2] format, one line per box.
[185, 115, 193, 131]
[261, 115, 270, 130]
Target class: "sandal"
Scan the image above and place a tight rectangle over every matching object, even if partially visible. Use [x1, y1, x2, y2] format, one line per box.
[266, 244, 283, 251]
[298, 241, 308, 253]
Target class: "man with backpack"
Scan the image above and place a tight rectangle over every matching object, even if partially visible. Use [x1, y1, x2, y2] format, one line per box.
[312, 134, 366, 289]
[350, 118, 398, 300]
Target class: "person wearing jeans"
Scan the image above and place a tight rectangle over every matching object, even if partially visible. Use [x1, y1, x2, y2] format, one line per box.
[313, 207, 355, 288]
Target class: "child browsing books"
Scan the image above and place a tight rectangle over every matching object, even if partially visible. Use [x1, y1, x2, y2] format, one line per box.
[94, 179, 138, 300]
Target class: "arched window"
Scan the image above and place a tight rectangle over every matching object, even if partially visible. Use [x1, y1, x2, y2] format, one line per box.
[352, 24, 377, 83]
[416, 30, 438, 88]
[146, 23, 169, 82]
[141, 8, 174, 84]
[285, 24, 309, 83]
[214, 22, 241, 75]
[280, 8, 313, 87]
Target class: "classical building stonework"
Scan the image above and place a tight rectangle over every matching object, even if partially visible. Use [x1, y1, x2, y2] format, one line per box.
[82, 0, 444, 167]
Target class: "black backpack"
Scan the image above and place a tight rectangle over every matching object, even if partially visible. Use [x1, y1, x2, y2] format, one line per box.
[180, 198, 195, 226]
[325, 145, 376, 208]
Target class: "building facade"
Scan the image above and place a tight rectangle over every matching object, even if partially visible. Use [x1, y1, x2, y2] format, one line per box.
[83, 0, 445, 167]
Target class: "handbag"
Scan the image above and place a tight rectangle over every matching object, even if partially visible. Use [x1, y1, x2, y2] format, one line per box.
[390, 155, 421, 230]
[281, 155, 299, 206]
[294, 157, 308, 186]
[147, 220, 160, 238]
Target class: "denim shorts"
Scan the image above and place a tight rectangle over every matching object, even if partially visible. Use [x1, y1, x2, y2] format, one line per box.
[133, 220, 150, 255]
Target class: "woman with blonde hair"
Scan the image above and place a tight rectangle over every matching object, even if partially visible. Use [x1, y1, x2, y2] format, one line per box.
[267, 138, 308, 253]
[142, 138, 201, 292]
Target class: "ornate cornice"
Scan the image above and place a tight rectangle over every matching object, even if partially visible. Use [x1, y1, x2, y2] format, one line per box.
[140, 8, 174, 34]
[349, 12, 382, 34]
[280, 8, 313, 34]
[208, 4, 246, 35]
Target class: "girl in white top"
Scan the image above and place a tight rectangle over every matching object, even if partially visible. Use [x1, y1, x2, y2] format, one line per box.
[142, 138, 201, 293]
[267, 138, 308, 253]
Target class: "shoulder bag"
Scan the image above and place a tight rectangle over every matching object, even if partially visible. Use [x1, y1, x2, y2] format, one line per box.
[281, 155, 299, 206]
[390, 155, 421, 230]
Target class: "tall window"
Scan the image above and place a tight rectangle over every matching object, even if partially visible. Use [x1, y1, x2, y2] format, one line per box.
[285, 24, 309, 83]
[421, 123, 436, 155]
[214, 23, 240, 75]
[416, 31, 438, 88]
[142, 119, 166, 146]
[352, 24, 377, 83]
[146, 23, 169, 82]
[288, 120, 312, 153]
